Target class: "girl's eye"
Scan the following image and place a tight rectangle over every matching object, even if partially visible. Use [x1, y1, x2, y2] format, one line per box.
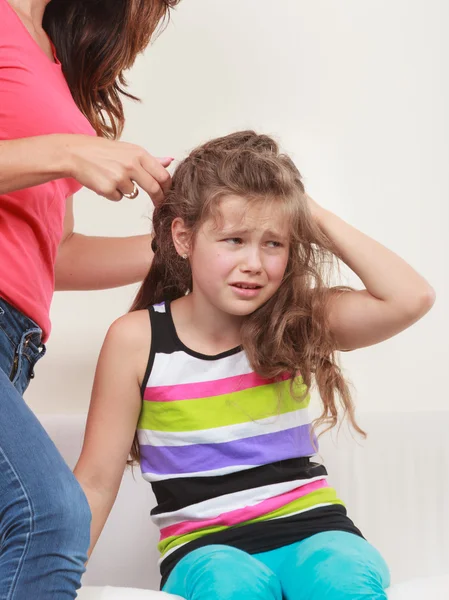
[224, 238, 243, 245]
[266, 241, 282, 248]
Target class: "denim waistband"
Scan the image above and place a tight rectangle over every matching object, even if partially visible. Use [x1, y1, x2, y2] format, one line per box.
[0, 297, 44, 349]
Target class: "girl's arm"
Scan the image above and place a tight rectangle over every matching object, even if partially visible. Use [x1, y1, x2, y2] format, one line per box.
[74, 310, 151, 556]
[308, 197, 436, 351]
[55, 197, 153, 290]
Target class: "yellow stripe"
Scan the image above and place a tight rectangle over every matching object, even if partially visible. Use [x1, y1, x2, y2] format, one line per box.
[139, 378, 309, 432]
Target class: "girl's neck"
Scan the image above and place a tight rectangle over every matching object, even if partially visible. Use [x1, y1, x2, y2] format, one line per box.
[171, 293, 242, 356]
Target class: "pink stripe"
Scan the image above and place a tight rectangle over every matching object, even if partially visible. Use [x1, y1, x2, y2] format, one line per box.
[159, 479, 328, 541]
[144, 371, 292, 402]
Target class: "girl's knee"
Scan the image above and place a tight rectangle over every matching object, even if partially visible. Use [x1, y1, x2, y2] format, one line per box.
[165, 545, 282, 600]
[308, 551, 388, 598]
[186, 545, 277, 587]
[281, 532, 390, 599]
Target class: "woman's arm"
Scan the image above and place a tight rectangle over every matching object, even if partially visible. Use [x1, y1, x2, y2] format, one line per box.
[74, 311, 150, 556]
[55, 198, 153, 290]
[0, 136, 70, 193]
[0, 134, 172, 203]
[308, 197, 436, 351]
[56, 234, 153, 290]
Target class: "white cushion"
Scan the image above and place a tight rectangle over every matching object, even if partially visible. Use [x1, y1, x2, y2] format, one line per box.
[79, 576, 449, 600]
[386, 575, 449, 599]
[78, 587, 184, 600]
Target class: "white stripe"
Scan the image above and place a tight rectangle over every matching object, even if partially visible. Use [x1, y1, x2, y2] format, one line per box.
[147, 350, 252, 388]
[141, 462, 265, 482]
[152, 476, 328, 529]
[138, 407, 311, 447]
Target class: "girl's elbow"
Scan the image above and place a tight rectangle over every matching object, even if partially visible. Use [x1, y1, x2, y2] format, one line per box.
[418, 283, 436, 314]
[405, 284, 436, 322]
[424, 284, 436, 308]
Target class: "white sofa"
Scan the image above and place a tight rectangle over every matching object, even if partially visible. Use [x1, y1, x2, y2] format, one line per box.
[39, 411, 449, 599]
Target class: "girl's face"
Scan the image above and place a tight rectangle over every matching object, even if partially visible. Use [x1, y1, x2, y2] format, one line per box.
[186, 195, 290, 318]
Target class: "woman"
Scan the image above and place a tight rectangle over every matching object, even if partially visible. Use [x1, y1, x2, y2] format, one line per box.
[0, 0, 179, 598]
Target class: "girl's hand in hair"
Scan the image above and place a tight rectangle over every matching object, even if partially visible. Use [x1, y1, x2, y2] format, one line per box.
[305, 194, 325, 221]
[63, 134, 173, 205]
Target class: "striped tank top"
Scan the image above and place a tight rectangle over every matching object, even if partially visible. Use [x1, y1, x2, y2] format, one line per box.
[138, 301, 362, 586]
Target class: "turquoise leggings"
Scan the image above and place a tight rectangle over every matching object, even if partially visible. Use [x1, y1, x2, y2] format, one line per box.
[163, 531, 390, 599]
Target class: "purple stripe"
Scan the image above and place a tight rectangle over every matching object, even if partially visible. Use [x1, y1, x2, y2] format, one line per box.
[140, 424, 315, 476]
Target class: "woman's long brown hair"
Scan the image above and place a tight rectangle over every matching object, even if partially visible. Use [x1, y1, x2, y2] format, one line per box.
[43, 0, 180, 138]
[129, 130, 364, 463]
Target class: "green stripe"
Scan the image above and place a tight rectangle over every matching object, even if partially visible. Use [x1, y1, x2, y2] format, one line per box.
[244, 487, 342, 526]
[158, 487, 341, 556]
[139, 378, 309, 432]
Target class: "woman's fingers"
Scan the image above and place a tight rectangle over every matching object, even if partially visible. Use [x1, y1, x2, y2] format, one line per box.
[118, 155, 172, 205]
[105, 188, 125, 202]
[157, 156, 174, 168]
[140, 154, 173, 200]
[118, 180, 139, 199]
[68, 135, 173, 204]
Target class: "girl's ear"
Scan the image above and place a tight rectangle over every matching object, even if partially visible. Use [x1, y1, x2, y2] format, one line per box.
[172, 218, 191, 258]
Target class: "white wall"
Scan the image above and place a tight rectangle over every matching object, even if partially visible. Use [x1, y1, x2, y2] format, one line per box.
[27, 0, 448, 415]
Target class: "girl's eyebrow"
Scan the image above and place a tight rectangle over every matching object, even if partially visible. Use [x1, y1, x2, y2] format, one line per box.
[217, 226, 286, 238]
[217, 227, 250, 236]
[264, 229, 287, 239]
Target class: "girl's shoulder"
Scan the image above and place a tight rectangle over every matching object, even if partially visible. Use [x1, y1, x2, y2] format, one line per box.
[107, 309, 152, 345]
[104, 309, 152, 386]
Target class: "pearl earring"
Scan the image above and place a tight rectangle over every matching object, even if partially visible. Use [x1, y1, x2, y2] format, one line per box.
[182, 253, 188, 259]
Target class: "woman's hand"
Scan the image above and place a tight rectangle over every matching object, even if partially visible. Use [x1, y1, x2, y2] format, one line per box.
[64, 134, 173, 205]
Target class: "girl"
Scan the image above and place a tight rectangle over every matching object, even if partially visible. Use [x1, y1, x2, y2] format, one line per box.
[75, 131, 435, 599]
[0, 1, 179, 597]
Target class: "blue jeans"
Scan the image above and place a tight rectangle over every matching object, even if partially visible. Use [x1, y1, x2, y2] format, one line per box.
[163, 532, 390, 600]
[0, 297, 91, 599]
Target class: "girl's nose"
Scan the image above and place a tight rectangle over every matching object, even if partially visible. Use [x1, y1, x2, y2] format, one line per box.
[241, 248, 262, 273]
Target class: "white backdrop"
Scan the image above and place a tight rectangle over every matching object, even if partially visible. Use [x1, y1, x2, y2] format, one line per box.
[26, 0, 449, 415]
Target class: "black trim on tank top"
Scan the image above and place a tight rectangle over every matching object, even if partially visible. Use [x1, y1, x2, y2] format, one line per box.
[139, 307, 158, 397]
